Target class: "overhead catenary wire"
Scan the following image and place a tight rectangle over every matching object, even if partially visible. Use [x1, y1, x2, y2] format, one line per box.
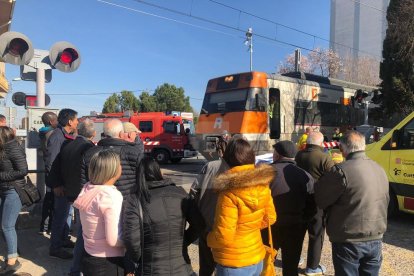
[48, 89, 151, 96]
[119, 0, 382, 60]
[98, 0, 322, 56]
[208, 0, 385, 59]
[96, 0, 242, 39]
[48, 90, 204, 101]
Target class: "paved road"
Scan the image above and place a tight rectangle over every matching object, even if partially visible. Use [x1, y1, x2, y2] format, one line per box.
[160, 155, 206, 192]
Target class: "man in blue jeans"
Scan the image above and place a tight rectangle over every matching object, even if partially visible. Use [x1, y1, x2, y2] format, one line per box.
[46, 109, 78, 259]
[315, 131, 389, 275]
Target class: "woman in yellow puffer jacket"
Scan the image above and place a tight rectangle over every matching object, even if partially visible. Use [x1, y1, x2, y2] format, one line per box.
[207, 138, 277, 276]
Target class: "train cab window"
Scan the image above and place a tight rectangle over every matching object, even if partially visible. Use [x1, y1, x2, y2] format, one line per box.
[400, 119, 414, 149]
[201, 89, 249, 114]
[139, 121, 153, 132]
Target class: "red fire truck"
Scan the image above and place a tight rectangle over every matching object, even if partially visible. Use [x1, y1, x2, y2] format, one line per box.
[82, 111, 198, 164]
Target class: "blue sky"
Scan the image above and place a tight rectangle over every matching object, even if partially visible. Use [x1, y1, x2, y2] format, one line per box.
[5, 0, 330, 117]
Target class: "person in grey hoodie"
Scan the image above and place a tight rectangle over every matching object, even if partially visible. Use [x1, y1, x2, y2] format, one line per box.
[189, 158, 228, 276]
[190, 136, 247, 276]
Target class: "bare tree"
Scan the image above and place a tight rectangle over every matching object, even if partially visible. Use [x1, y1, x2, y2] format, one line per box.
[278, 48, 341, 77]
[277, 53, 311, 74]
[278, 48, 380, 86]
[308, 48, 342, 78]
[342, 55, 381, 86]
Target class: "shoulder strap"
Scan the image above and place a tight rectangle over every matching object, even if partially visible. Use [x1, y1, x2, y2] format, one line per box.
[267, 218, 273, 251]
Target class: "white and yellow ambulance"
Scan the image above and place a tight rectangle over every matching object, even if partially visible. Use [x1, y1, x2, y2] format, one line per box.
[366, 112, 414, 216]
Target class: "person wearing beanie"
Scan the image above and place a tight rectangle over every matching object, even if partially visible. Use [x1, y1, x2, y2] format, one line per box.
[262, 140, 315, 276]
[295, 131, 334, 276]
[273, 140, 298, 159]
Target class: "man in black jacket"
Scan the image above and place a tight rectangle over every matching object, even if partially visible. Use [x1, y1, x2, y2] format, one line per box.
[80, 119, 144, 199]
[264, 140, 315, 276]
[78, 119, 143, 274]
[295, 131, 334, 275]
[47, 108, 77, 259]
[53, 119, 95, 202]
[315, 131, 389, 276]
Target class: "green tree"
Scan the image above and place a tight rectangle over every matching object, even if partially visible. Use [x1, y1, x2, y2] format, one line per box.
[119, 90, 140, 112]
[153, 83, 193, 112]
[102, 93, 120, 113]
[139, 91, 157, 112]
[102, 91, 140, 113]
[380, 0, 414, 116]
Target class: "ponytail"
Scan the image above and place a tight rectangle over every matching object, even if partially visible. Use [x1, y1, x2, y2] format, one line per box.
[136, 159, 150, 205]
[0, 127, 15, 159]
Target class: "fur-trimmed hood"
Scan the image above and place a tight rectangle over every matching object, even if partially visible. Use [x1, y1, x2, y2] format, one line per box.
[207, 163, 277, 266]
[213, 164, 275, 191]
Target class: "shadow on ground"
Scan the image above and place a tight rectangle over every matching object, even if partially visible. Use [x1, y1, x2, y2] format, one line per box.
[383, 212, 414, 252]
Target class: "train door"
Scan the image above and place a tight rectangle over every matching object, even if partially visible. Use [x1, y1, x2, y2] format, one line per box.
[269, 88, 280, 139]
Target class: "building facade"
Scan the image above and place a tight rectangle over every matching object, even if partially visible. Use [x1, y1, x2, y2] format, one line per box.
[330, 0, 389, 79]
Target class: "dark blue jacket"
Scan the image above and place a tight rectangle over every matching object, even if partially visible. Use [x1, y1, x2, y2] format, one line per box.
[45, 126, 74, 187]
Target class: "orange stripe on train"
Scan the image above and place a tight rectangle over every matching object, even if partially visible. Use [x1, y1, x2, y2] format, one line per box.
[196, 111, 268, 134]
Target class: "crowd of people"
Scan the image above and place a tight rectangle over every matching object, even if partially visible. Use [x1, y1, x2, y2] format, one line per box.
[0, 109, 390, 276]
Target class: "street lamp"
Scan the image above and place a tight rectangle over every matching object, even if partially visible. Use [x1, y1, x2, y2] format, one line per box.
[244, 27, 253, 72]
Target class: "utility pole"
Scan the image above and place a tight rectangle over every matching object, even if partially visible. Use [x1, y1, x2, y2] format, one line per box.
[245, 27, 253, 71]
[294, 49, 301, 72]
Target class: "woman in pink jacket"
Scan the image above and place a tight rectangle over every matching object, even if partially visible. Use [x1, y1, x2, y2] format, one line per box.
[74, 150, 124, 276]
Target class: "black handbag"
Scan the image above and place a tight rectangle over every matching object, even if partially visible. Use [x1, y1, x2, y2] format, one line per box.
[14, 177, 41, 207]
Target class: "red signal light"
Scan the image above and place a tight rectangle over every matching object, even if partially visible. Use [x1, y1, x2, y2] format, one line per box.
[59, 48, 79, 64]
[8, 38, 29, 57]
